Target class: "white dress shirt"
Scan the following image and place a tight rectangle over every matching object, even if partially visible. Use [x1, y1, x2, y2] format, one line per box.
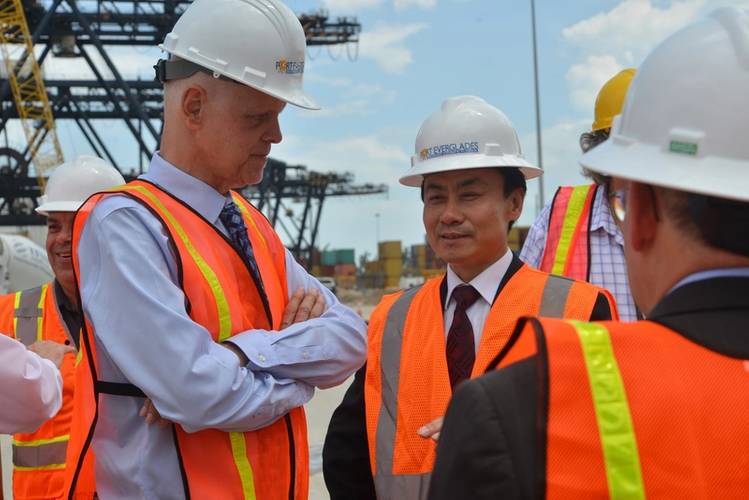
[444, 249, 513, 352]
[0, 334, 62, 434]
[76, 153, 367, 499]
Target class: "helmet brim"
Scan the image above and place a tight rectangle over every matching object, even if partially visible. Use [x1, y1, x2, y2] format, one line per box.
[399, 154, 543, 187]
[580, 135, 749, 203]
[35, 200, 83, 216]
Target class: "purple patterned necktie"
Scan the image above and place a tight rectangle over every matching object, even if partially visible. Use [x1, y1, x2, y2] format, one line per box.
[446, 284, 481, 389]
[219, 200, 265, 294]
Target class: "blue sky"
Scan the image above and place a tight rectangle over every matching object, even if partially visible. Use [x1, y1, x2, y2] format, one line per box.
[30, 0, 749, 259]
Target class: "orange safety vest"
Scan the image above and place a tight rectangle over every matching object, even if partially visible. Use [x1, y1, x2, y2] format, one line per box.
[63, 180, 309, 500]
[364, 264, 617, 499]
[0, 283, 79, 500]
[540, 184, 599, 281]
[496, 317, 749, 499]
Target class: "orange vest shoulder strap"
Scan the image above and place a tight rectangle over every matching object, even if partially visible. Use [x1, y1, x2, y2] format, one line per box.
[540, 184, 598, 281]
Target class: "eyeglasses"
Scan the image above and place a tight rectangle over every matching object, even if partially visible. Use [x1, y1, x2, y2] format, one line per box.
[609, 187, 628, 223]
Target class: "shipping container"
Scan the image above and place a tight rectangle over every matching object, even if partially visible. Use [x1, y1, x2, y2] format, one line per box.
[378, 240, 402, 260]
[321, 250, 338, 266]
[336, 248, 356, 265]
[335, 275, 357, 289]
[382, 258, 403, 278]
[334, 263, 357, 276]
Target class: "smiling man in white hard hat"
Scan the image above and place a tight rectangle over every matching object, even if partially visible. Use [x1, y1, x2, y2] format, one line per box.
[431, 8, 749, 499]
[0, 155, 122, 500]
[64, 1, 366, 499]
[323, 96, 617, 500]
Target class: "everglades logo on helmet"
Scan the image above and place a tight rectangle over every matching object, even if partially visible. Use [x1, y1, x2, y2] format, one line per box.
[420, 142, 480, 161]
[275, 59, 305, 75]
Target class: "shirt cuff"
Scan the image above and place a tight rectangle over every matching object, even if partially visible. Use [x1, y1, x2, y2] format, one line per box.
[225, 330, 278, 370]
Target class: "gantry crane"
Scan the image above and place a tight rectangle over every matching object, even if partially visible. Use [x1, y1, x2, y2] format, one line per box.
[0, 0, 63, 189]
[0, 1, 384, 261]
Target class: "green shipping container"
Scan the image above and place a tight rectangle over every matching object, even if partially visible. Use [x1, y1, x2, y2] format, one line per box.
[321, 250, 338, 266]
[336, 249, 356, 265]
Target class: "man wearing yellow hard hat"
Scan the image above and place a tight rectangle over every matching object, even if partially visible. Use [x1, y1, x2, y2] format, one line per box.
[520, 69, 639, 321]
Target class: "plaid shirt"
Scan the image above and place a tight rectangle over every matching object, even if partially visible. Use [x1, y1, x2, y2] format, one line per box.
[520, 186, 638, 321]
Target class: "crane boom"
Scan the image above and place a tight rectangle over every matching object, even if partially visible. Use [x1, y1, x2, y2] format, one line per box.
[0, 0, 63, 189]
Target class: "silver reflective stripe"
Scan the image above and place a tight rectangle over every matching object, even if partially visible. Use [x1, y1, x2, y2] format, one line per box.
[374, 285, 422, 499]
[539, 275, 574, 318]
[374, 472, 432, 500]
[14, 286, 44, 346]
[13, 439, 68, 469]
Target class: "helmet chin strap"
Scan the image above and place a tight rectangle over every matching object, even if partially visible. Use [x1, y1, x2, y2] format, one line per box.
[154, 58, 235, 84]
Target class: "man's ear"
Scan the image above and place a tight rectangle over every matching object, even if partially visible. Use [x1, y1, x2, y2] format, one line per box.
[627, 181, 658, 252]
[506, 188, 525, 223]
[181, 85, 208, 130]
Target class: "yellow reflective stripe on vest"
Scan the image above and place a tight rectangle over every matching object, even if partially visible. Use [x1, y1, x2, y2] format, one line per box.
[12, 434, 69, 447]
[570, 321, 645, 500]
[13, 434, 69, 471]
[230, 192, 267, 249]
[111, 185, 255, 499]
[551, 186, 592, 275]
[229, 431, 257, 499]
[12, 290, 21, 337]
[114, 185, 232, 341]
[36, 283, 49, 341]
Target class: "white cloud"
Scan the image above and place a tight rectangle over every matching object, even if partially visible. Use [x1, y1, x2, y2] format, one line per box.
[562, 0, 705, 61]
[519, 119, 591, 221]
[42, 46, 159, 80]
[394, 0, 437, 10]
[321, 0, 385, 11]
[269, 132, 423, 252]
[359, 23, 428, 73]
[321, 0, 437, 11]
[305, 76, 398, 118]
[560, 0, 749, 114]
[566, 54, 623, 111]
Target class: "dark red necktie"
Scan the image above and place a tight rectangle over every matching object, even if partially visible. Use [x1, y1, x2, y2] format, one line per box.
[446, 285, 481, 388]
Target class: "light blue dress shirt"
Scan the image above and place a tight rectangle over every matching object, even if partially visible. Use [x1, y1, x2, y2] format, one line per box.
[77, 153, 367, 499]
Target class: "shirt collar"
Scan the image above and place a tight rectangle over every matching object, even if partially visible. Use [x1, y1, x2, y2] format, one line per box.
[589, 185, 624, 246]
[445, 248, 513, 310]
[140, 152, 230, 225]
[669, 267, 749, 294]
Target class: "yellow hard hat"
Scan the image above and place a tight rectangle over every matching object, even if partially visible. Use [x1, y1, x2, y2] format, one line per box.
[592, 68, 636, 132]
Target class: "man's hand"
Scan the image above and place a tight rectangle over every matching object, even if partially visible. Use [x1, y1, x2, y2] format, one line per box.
[139, 399, 171, 427]
[28, 340, 75, 368]
[280, 287, 326, 329]
[417, 416, 444, 442]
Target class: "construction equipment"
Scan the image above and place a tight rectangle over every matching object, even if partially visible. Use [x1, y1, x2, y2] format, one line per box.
[0, 0, 64, 189]
[0, 1, 376, 263]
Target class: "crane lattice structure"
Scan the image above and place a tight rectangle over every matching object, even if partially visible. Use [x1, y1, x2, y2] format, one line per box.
[0, 1, 384, 262]
[0, 0, 64, 189]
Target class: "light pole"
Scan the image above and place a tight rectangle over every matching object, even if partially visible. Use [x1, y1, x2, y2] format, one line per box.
[530, 0, 545, 214]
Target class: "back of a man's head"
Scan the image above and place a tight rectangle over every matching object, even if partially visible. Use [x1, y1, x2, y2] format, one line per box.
[663, 189, 749, 258]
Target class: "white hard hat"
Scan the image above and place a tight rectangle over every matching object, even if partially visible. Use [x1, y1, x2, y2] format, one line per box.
[157, 0, 319, 110]
[580, 7, 749, 203]
[400, 96, 542, 187]
[36, 155, 126, 215]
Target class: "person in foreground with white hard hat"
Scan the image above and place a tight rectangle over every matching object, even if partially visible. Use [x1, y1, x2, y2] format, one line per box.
[430, 8, 749, 499]
[521, 69, 640, 321]
[0, 155, 122, 500]
[323, 96, 617, 500]
[63, 1, 366, 498]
